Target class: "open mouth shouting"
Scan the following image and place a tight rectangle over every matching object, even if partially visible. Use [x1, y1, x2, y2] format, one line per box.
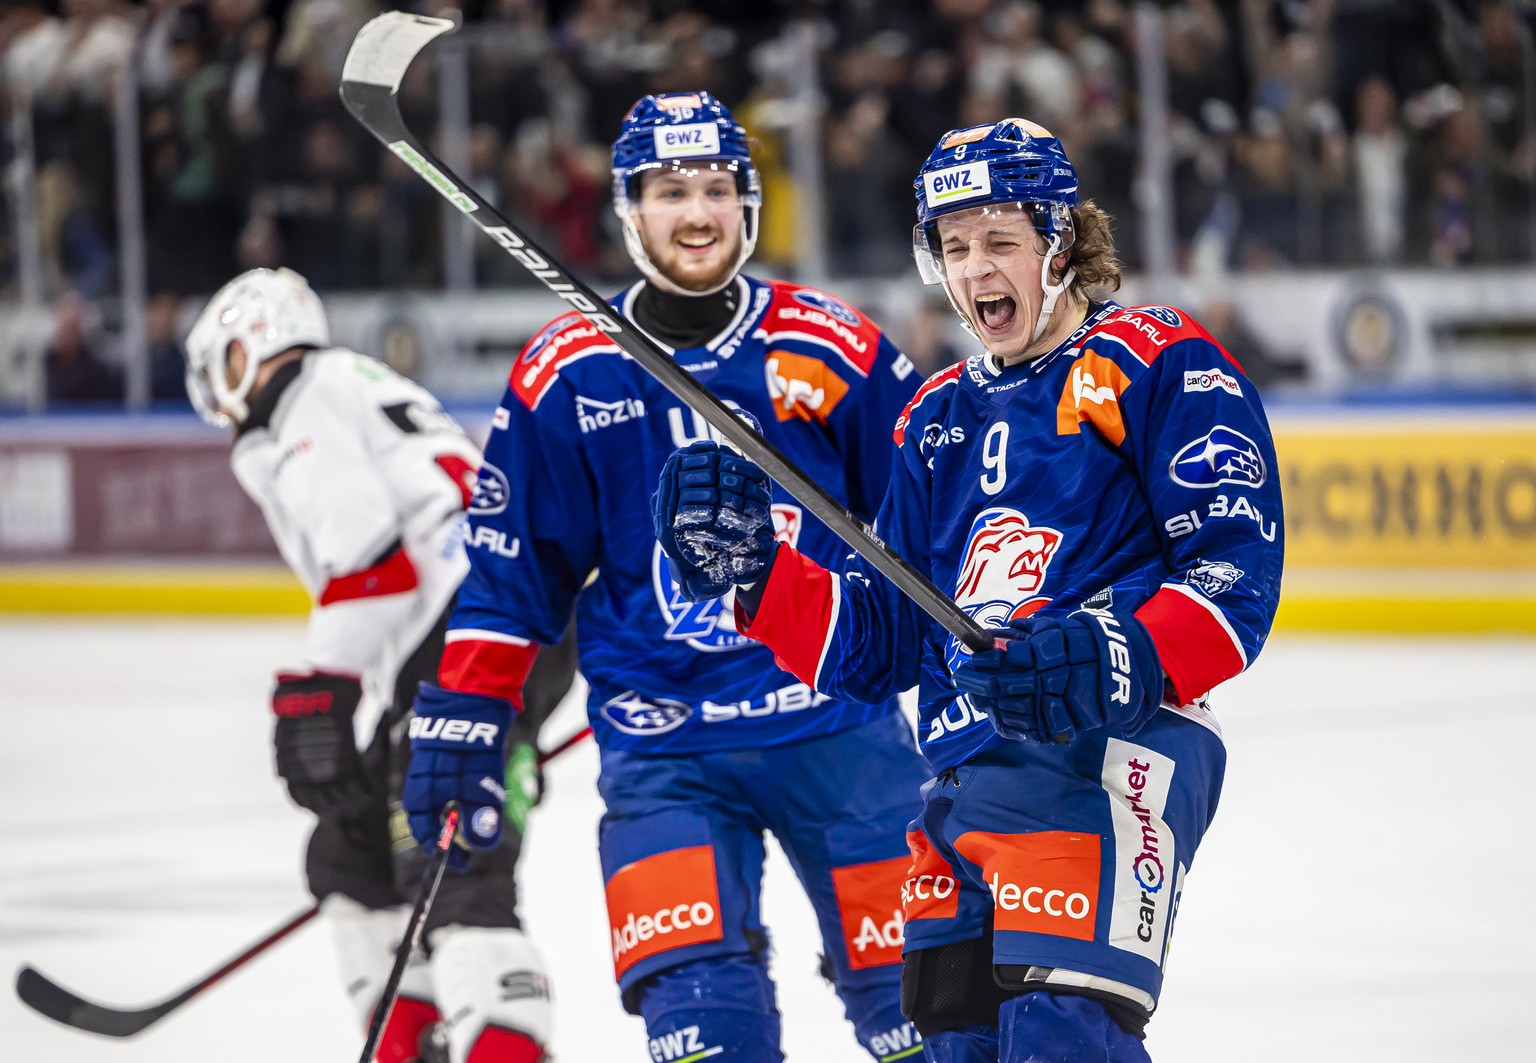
[974, 292, 1019, 335]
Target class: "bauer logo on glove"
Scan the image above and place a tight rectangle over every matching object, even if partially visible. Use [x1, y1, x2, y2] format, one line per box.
[403, 682, 514, 870]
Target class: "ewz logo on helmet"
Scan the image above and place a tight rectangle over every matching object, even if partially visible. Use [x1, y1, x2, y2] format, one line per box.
[923, 162, 993, 206]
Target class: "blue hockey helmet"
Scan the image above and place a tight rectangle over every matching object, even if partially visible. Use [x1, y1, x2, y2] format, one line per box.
[912, 118, 1079, 276]
[612, 92, 761, 292]
[911, 119, 1081, 343]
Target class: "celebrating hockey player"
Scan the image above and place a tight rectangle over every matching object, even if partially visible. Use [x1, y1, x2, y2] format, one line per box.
[651, 119, 1285, 1062]
[400, 93, 929, 1062]
[184, 267, 564, 1063]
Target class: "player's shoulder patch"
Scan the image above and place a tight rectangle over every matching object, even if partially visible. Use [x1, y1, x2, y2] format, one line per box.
[761, 280, 881, 377]
[893, 361, 963, 445]
[1083, 304, 1209, 369]
[511, 312, 623, 409]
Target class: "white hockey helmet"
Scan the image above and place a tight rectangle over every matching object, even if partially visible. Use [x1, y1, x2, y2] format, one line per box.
[185, 267, 330, 426]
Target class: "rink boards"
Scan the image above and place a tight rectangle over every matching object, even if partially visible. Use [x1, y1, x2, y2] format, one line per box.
[2, 408, 1534, 633]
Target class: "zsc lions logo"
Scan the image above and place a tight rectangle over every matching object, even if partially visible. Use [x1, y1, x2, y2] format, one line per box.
[651, 504, 803, 652]
[1139, 306, 1182, 328]
[1186, 559, 1244, 596]
[944, 508, 1063, 673]
[1169, 426, 1266, 488]
[469, 461, 511, 515]
[792, 289, 860, 326]
[600, 690, 691, 735]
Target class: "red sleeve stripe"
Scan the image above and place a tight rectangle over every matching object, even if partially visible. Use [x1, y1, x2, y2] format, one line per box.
[318, 546, 418, 606]
[737, 543, 839, 688]
[439, 634, 537, 709]
[1134, 584, 1247, 704]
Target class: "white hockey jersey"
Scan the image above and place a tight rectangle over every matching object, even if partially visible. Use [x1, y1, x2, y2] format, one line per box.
[230, 349, 479, 711]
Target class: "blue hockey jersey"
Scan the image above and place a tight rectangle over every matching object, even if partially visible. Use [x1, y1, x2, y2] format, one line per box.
[738, 301, 1285, 773]
[439, 275, 922, 754]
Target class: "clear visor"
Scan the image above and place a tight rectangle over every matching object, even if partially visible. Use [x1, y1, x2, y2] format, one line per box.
[912, 200, 1075, 285]
[619, 159, 760, 216]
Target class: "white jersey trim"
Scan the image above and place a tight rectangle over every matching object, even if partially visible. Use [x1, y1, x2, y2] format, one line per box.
[446, 629, 532, 647]
[814, 571, 843, 691]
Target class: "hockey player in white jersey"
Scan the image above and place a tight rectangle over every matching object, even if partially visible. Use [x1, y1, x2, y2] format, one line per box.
[185, 267, 560, 1063]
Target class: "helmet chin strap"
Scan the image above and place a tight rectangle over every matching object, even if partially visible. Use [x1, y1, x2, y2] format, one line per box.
[1030, 234, 1076, 345]
[621, 208, 758, 297]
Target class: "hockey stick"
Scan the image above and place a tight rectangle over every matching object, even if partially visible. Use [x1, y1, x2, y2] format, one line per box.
[356, 804, 459, 1063]
[338, 13, 993, 654]
[14, 726, 593, 1039]
[15, 906, 319, 1038]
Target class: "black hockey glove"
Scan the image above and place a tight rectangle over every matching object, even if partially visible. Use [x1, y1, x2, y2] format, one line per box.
[271, 672, 372, 817]
[951, 610, 1165, 744]
[651, 440, 777, 602]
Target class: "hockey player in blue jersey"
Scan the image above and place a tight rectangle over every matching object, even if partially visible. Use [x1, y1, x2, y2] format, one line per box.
[401, 92, 930, 1062]
[652, 118, 1285, 1062]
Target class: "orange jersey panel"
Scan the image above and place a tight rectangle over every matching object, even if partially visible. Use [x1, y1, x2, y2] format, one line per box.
[1056, 350, 1132, 446]
[765, 348, 852, 424]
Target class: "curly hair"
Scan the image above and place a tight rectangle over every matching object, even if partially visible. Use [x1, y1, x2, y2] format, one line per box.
[1056, 199, 1122, 296]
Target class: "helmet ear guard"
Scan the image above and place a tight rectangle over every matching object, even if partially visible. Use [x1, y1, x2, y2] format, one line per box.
[184, 267, 329, 426]
[611, 92, 762, 294]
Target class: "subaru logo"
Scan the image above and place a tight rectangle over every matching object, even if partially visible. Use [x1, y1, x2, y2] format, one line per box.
[600, 691, 692, 735]
[792, 289, 860, 327]
[1169, 426, 1266, 489]
[470, 461, 511, 515]
[1139, 306, 1183, 328]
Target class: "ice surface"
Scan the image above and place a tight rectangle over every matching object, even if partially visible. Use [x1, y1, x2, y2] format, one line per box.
[2, 619, 1532, 1061]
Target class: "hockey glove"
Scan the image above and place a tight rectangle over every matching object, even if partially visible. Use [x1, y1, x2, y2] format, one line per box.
[403, 682, 511, 871]
[651, 440, 777, 602]
[951, 610, 1165, 744]
[271, 672, 372, 817]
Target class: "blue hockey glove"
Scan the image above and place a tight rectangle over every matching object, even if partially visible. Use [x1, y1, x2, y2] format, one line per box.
[271, 671, 372, 817]
[952, 610, 1165, 744]
[403, 682, 512, 871]
[651, 440, 777, 602]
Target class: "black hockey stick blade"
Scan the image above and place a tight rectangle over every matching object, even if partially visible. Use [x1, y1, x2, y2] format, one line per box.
[15, 904, 321, 1038]
[339, 12, 993, 654]
[15, 964, 176, 1037]
[13, 730, 588, 1041]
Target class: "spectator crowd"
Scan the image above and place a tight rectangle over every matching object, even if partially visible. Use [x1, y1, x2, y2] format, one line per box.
[4, 0, 1535, 402]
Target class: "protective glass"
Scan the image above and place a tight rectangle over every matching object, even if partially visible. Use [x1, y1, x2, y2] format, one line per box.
[912, 200, 1075, 285]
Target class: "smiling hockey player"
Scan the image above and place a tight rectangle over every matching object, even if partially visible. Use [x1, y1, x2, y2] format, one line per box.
[651, 119, 1285, 1062]
[399, 93, 929, 1062]
[185, 268, 562, 1063]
